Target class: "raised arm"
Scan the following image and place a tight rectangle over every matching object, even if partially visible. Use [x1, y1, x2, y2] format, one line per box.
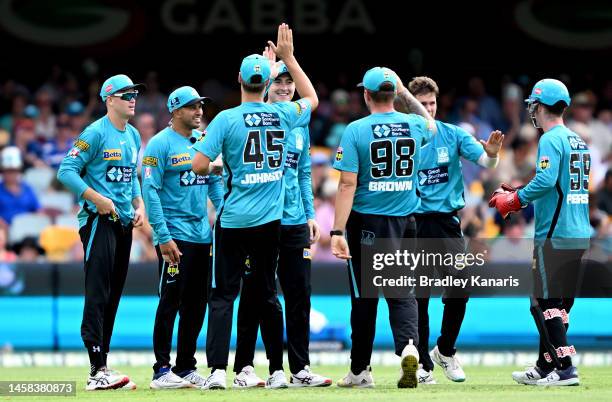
[268, 23, 318, 111]
[395, 76, 436, 133]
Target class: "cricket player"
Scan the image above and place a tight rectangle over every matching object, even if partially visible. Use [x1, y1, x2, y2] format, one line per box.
[233, 60, 331, 388]
[142, 86, 223, 389]
[57, 74, 145, 390]
[408, 77, 503, 384]
[191, 23, 319, 390]
[490, 79, 589, 386]
[331, 67, 436, 389]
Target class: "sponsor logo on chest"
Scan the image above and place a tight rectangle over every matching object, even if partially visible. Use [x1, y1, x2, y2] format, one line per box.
[170, 153, 192, 166]
[103, 149, 122, 160]
[418, 166, 449, 186]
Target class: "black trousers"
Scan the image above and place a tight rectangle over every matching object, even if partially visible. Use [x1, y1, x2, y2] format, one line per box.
[153, 240, 210, 373]
[346, 210, 419, 374]
[234, 224, 312, 374]
[415, 212, 468, 371]
[532, 243, 584, 370]
[206, 219, 284, 371]
[79, 213, 132, 372]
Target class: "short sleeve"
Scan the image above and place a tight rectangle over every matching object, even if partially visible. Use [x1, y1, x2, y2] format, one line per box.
[332, 124, 359, 173]
[194, 112, 226, 160]
[275, 99, 312, 130]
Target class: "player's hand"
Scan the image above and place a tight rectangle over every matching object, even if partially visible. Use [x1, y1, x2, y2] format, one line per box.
[488, 182, 523, 219]
[307, 219, 320, 244]
[210, 156, 224, 175]
[331, 235, 351, 260]
[132, 205, 145, 227]
[160, 240, 182, 265]
[262, 46, 280, 79]
[268, 23, 294, 61]
[480, 130, 504, 157]
[94, 194, 117, 216]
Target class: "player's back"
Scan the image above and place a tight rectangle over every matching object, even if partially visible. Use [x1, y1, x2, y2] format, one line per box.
[201, 100, 311, 228]
[334, 111, 433, 216]
[534, 125, 590, 245]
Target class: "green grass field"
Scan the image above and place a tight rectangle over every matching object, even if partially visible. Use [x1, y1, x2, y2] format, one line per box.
[1, 365, 611, 401]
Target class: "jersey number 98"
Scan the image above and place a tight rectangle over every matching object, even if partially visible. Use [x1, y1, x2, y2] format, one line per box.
[370, 138, 416, 178]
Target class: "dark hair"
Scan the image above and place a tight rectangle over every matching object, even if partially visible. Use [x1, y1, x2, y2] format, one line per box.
[408, 76, 439, 97]
[541, 101, 567, 117]
[241, 75, 265, 94]
[367, 82, 395, 103]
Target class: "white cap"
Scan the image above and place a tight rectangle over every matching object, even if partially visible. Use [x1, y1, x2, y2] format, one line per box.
[1, 146, 23, 170]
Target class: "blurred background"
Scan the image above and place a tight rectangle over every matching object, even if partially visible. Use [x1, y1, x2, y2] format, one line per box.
[0, 0, 610, 357]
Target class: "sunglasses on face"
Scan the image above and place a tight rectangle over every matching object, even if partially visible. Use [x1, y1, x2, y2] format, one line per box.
[112, 91, 139, 101]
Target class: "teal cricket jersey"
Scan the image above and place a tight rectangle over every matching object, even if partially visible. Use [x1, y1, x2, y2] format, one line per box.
[194, 99, 311, 228]
[281, 126, 315, 225]
[517, 125, 591, 247]
[142, 127, 224, 245]
[57, 115, 141, 227]
[333, 112, 434, 216]
[417, 120, 485, 213]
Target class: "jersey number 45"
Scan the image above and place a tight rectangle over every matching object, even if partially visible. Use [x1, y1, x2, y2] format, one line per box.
[243, 130, 285, 170]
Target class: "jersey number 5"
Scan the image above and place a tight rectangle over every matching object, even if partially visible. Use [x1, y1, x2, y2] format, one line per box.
[569, 152, 590, 191]
[243, 130, 285, 169]
[370, 138, 416, 178]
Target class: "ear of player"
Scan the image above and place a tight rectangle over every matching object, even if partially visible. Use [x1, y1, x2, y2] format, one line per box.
[488, 183, 525, 219]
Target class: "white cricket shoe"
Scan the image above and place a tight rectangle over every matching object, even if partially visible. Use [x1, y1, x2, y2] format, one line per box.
[265, 370, 288, 389]
[85, 368, 129, 391]
[430, 346, 466, 382]
[289, 366, 332, 387]
[233, 366, 265, 388]
[417, 365, 437, 384]
[178, 370, 207, 387]
[337, 366, 375, 388]
[150, 370, 193, 389]
[398, 340, 419, 388]
[201, 369, 227, 390]
[512, 366, 550, 385]
[536, 366, 580, 386]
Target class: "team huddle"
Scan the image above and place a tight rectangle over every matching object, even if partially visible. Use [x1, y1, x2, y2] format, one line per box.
[57, 23, 590, 391]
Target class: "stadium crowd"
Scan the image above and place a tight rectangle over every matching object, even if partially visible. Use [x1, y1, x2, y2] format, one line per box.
[0, 69, 610, 263]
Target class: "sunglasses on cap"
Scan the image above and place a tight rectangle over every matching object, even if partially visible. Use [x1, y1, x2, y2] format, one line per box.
[112, 91, 139, 101]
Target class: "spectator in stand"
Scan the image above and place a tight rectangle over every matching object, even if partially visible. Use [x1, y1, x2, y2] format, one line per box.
[456, 97, 494, 142]
[467, 77, 504, 129]
[0, 92, 28, 133]
[33, 88, 57, 140]
[597, 169, 612, 215]
[325, 89, 351, 148]
[312, 179, 338, 262]
[0, 147, 40, 226]
[568, 91, 612, 162]
[41, 114, 76, 169]
[0, 226, 17, 262]
[12, 119, 44, 169]
[137, 72, 167, 130]
[500, 83, 525, 145]
[311, 152, 331, 199]
[135, 112, 157, 170]
[66, 101, 90, 133]
[15, 236, 44, 262]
